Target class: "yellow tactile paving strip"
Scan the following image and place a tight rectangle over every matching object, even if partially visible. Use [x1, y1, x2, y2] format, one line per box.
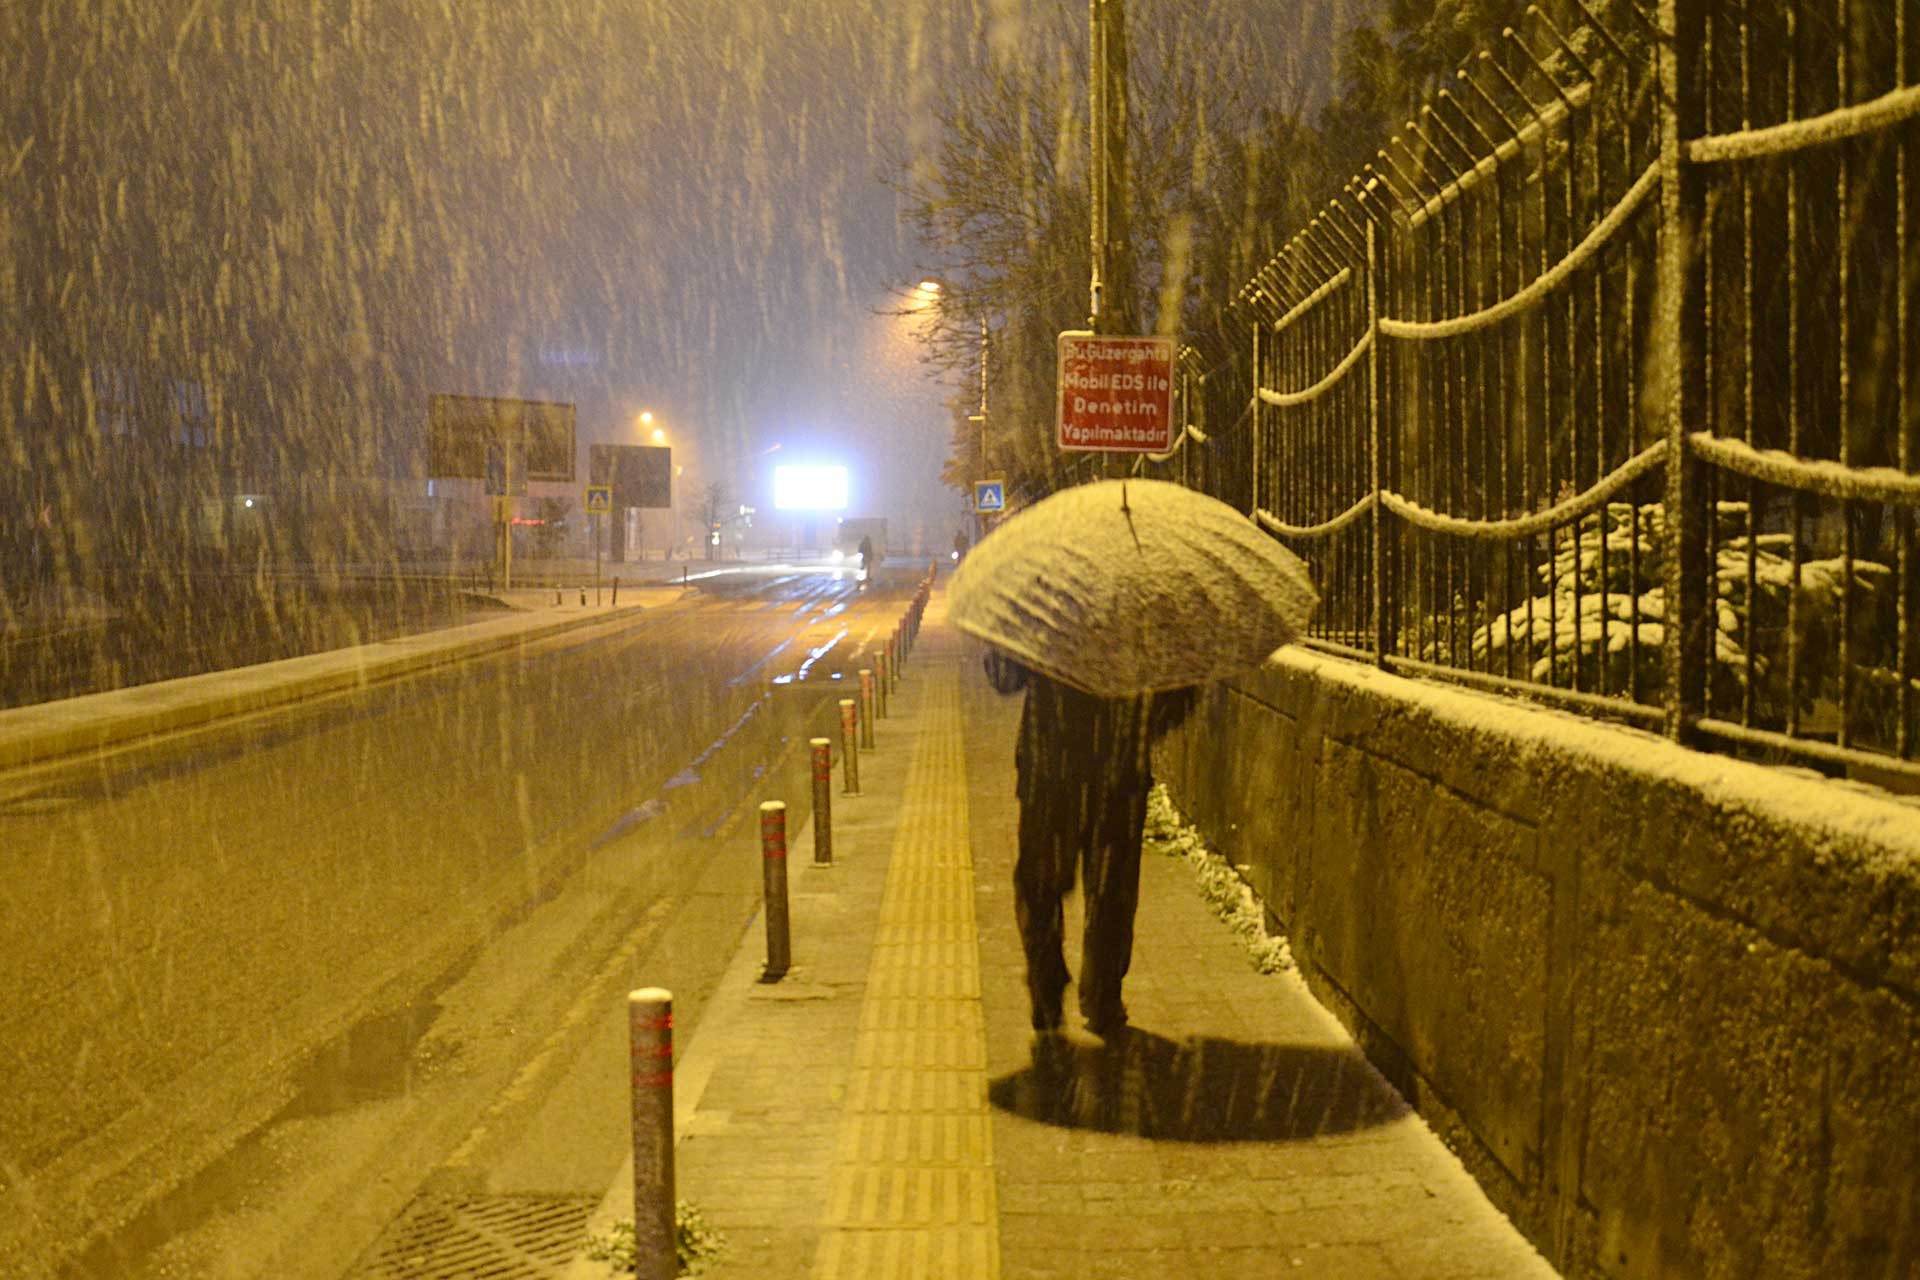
[811, 660, 1000, 1280]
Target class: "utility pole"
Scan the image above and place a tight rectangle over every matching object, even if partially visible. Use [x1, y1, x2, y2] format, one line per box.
[1089, 0, 1133, 338]
[1089, 0, 1132, 479]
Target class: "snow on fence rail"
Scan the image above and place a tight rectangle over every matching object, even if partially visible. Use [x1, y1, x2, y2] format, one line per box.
[1220, 0, 1920, 779]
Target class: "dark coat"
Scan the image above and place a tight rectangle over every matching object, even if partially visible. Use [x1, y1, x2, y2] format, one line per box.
[983, 652, 1195, 811]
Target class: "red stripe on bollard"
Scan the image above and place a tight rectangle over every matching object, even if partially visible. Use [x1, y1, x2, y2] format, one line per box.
[759, 801, 790, 979]
[628, 988, 676, 1280]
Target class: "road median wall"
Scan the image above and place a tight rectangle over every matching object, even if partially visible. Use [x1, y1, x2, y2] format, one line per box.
[1158, 648, 1920, 1279]
[0, 605, 651, 774]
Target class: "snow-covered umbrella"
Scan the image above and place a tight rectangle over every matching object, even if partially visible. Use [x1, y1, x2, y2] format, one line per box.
[948, 479, 1319, 697]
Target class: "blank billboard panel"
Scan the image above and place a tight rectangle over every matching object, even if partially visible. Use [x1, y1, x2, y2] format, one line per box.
[428, 394, 576, 483]
[589, 444, 672, 509]
[520, 400, 576, 481]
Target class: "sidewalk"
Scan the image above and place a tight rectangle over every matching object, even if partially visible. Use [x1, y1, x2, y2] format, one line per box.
[572, 589, 1559, 1279]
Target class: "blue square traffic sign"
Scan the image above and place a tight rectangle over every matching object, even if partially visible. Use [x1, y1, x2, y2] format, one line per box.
[973, 481, 1005, 513]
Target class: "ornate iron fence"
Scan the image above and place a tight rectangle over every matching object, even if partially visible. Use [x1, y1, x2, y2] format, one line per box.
[1207, 0, 1920, 781]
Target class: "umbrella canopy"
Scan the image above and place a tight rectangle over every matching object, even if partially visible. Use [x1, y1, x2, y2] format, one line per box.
[948, 479, 1319, 697]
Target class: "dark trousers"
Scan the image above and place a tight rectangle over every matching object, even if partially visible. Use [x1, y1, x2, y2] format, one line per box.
[1014, 782, 1148, 1030]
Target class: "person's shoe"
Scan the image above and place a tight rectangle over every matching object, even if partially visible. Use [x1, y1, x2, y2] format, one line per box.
[1030, 1028, 1073, 1073]
[1083, 1004, 1129, 1042]
[1020, 1029, 1077, 1121]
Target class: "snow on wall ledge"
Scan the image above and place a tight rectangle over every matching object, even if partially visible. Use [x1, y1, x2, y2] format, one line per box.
[1157, 648, 1919, 1280]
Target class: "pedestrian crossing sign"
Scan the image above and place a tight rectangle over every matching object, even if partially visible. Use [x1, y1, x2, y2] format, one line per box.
[974, 480, 1005, 513]
[585, 484, 612, 515]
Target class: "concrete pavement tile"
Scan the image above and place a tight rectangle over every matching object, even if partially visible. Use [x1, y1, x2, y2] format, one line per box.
[1073, 1212, 1188, 1252]
[1181, 1208, 1282, 1250]
[1179, 1179, 1286, 1214]
[995, 1181, 1086, 1214]
[1237, 1141, 1371, 1179]
[1072, 1150, 1165, 1183]
[1081, 1248, 1186, 1278]
[1077, 1180, 1136, 1206]
[692, 1178, 824, 1215]
[998, 1210, 1070, 1252]
[1001, 1248, 1091, 1280]
[1282, 1168, 1429, 1210]
[1270, 1242, 1405, 1278]
[694, 1226, 819, 1280]
[1161, 1251, 1268, 1279]
[1268, 1196, 1457, 1247]
[1381, 1230, 1558, 1279]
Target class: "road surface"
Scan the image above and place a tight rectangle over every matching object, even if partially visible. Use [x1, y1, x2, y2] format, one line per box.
[0, 565, 917, 1278]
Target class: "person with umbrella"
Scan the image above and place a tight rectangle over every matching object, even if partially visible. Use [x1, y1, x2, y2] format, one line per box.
[950, 479, 1317, 1045]
[984, 648, 1195, 1037]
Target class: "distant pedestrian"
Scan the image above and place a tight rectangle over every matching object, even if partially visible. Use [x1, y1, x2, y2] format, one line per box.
[952, 527, 970, 562]
[984, 650, 1196, 1040]
[857, 533, 874, 585]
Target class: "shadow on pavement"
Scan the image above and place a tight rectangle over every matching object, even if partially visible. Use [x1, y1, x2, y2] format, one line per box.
[988, 1026, 1407, 1142]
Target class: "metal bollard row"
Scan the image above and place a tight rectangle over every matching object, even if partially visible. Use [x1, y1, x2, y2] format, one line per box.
[620, 559, 941, 1262]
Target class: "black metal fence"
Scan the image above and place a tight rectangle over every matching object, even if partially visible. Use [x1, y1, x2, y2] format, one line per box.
[1154, 0, 1920, 781]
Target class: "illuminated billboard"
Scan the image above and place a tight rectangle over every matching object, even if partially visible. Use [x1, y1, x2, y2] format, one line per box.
[773, 465, 848, 511]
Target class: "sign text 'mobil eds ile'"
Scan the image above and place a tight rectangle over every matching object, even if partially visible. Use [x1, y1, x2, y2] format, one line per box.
[1055, 331, 1176, 453]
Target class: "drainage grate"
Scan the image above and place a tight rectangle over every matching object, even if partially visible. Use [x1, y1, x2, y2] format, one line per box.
[354, 1192, 601, 1279]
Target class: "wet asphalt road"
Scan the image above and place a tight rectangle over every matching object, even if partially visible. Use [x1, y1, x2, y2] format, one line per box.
[0, 565, 917, 1279]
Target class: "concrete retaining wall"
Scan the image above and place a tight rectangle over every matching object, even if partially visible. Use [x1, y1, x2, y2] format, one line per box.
[1158, 649, 1920, 1279]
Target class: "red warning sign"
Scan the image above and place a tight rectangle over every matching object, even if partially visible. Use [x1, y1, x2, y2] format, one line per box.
[1056, 331, 1176, 453]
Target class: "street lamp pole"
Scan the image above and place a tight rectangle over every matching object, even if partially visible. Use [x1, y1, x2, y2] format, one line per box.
[979, 315, 989, 465]
[672, 465, 683, 560]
